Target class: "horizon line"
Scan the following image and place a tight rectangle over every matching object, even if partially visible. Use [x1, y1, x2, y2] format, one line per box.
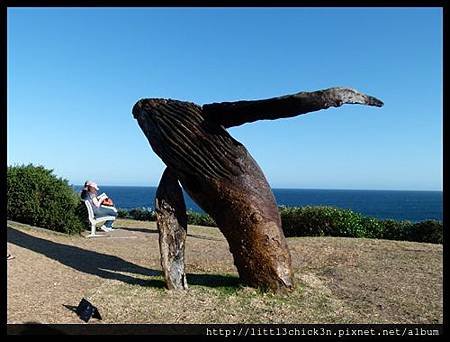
[70, 184, 443, 192]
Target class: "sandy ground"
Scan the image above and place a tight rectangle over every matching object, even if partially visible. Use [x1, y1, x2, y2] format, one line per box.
[7, 219, 443, 324]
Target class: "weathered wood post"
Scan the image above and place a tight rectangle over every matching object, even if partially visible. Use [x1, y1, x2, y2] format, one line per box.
[155, 167, 188, 290]
[133, 87, 383, 292]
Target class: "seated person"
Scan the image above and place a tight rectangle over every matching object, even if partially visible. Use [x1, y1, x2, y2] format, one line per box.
[80, 180, 118, 232]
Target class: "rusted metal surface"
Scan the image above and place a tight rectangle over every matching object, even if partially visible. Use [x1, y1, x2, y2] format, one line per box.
[133, 87, 383, 292]
[204, 87, 384, 128]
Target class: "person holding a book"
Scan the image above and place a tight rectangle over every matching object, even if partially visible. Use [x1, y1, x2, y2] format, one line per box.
[80, 180, 118, 232]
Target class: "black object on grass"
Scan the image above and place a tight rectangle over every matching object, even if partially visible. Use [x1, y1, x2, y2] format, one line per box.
[75, 298, 102, 322]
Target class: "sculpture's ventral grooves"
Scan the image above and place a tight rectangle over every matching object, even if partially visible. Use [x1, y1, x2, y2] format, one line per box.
[133, 99, 243, 182]
[133, 87, 383, 292]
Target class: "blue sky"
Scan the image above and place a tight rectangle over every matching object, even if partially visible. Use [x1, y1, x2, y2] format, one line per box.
[7, 7, 443, 190]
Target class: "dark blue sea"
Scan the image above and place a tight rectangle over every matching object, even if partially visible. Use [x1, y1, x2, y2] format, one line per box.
[72, 186, 443, 222]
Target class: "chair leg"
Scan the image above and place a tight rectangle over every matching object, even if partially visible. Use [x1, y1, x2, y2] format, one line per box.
[87, 223, 96, 237]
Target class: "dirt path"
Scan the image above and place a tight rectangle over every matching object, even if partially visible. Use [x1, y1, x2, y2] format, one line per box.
[7, 219, 442, 324]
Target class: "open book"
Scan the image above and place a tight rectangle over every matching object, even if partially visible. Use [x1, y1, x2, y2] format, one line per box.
[97, 193, 108, 202]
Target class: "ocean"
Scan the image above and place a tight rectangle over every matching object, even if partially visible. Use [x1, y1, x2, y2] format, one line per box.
[72, 186, 443, 222]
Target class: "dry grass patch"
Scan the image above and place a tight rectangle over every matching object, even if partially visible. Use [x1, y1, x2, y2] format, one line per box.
[7, 219, 442, 324]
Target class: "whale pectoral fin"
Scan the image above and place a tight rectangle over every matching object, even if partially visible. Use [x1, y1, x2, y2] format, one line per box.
[203, 87, 384, 128]
[155, 167, 188, 290]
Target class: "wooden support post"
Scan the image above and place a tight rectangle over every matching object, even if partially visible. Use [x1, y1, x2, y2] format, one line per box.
[155, 167, 188, 290]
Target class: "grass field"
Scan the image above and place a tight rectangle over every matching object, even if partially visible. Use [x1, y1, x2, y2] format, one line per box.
[7, 218, 442, 324]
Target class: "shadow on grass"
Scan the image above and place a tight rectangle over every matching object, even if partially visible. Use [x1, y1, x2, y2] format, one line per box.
[122, 274, 241, 291]
[114, 226, 158, 234]
[8, 226, 159, 287]
[62, 304, 78, 313]
[187, 233, 224, 242]
[7, 226, 241, 290]
[187, 273, 241, 288]
[115, 226, 223, 242]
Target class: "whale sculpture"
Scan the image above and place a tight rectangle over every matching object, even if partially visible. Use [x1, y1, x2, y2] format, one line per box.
[132, 87, 383, 292]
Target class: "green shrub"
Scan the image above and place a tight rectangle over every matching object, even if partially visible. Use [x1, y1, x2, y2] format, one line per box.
[379, 219, 413, 241]
[128, 208, 156, 221]
[117, 208, 130, 219]
[409, 220, 443, 244]
[187, 210, 216, 227]
[279, 206, 442, 244]
[280, 206, 366, 238]
[113, 205, 443, 244]
[7, 164, 85, 234]
[118, 207, 216, 226]
[359, 216, 385, 239]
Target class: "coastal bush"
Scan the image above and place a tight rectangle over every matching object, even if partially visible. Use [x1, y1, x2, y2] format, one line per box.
[187, 210, 216, 227]
[409, 220, 443, 244]
[128, 208, 156, 221]
[116, 205, 442, 244]
[376, 219, 443, 244]
[7, 164, 85, 234]
[378, 219, 413, 241]
[279, 206, 442, 244]
[279, 206, 367, 238]
[120, 207, 217, 226]
[359, 216, 385, 239]
[117, 209, 130, 219]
